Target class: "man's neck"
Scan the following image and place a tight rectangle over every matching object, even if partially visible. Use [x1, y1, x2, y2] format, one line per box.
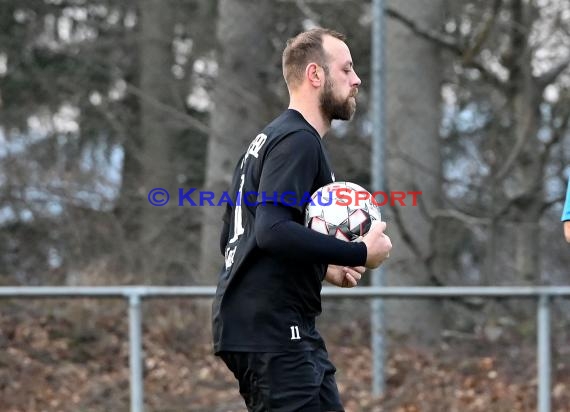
[288, 97, 330, 138]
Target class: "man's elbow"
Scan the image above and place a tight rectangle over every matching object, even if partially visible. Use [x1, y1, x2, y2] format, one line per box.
[254, 207, 282, 251]
[254, 219, 273, 251]
[255, 230, 268, 250]
[255, 221, 283, 252]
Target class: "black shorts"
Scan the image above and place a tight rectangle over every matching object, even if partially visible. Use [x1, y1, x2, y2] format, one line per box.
[219, 347, 344, 412]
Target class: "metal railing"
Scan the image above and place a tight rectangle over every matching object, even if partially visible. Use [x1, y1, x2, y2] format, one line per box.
[1, 285, 568, 412]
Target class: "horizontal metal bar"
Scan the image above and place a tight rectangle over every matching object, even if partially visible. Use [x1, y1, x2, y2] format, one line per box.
[0, 286, 217, 298]
[321, 286, 570, 298]
[0, 286, 570, 299]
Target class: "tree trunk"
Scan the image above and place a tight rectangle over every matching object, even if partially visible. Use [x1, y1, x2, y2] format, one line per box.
[508, 0, 541, 284]
[116, 0, 204, 284]
[384, 0, 445, 343]
[199, 0, 279, 284]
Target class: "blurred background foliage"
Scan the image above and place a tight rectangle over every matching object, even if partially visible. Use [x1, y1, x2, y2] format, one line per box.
[1, 0, 570, 340]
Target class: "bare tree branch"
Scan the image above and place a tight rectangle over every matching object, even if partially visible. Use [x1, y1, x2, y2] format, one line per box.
[386, 146, 441, 180]
[538, 105, 570, 179]
[387, 200, 425, 262]
[430, 208, 492, 226]
[124, 82, 211, 136]
[385, 6, 507, 90]
[59, 52, 215, 139]
[537, 57, 570, 90]
[540, 195, 566, 215]
[462, 0, 503, 65]
[494, 104, 536, 181]
[385, 7, 459, 51]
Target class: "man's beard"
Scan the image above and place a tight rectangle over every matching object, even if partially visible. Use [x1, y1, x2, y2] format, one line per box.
[319, 78, 357, 122]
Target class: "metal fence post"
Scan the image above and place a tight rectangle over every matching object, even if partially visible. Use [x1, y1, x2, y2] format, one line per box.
[129, 293, 144, 412]
[538, 294, 551, 412]
[371, 0, 386, 397]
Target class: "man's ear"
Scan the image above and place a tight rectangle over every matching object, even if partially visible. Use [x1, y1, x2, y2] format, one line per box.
[306, 63, 323, 87]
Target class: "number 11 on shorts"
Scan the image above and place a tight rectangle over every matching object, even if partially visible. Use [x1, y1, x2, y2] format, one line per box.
[290, 325, 301, 340]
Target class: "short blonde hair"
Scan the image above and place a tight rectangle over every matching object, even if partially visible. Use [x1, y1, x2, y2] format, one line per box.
[282, 28, 346, 89]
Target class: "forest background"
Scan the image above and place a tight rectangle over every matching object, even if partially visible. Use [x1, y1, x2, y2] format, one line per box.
[1, 0, 570, 410]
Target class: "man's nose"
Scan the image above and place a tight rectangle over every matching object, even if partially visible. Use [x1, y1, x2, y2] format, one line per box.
[352, 72, 361, 86]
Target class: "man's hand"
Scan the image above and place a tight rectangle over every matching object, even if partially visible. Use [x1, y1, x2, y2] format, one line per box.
[362, 221, 392, 269]
[325, 265, 366, 288]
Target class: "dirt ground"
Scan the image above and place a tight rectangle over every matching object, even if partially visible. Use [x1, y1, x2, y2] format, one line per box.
[0, 300, 569, 412]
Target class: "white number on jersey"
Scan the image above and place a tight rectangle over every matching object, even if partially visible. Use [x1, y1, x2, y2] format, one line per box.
[290, 325, 301, 340]
[228, 174, 245, 244]
[224, 134, 267, 270]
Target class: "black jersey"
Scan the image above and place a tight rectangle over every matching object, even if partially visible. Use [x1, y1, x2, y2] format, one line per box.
[212, 109, 363, 353]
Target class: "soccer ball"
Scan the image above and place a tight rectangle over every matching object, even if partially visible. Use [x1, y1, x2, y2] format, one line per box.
[304, 181, 381, 241]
